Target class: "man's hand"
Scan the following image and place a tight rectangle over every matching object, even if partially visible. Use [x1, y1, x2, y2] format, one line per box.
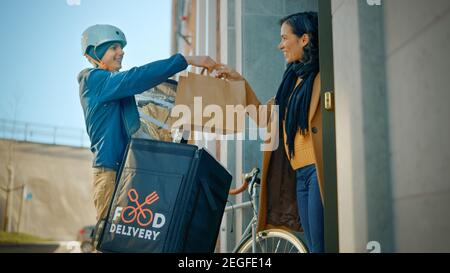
[184, 55, 218, 73]
[215, 64, 244, 81]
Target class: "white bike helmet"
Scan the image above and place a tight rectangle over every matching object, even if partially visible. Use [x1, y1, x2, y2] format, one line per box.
[81, 24, 127, 56]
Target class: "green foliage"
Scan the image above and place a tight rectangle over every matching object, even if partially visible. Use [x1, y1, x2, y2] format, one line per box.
[0, 231, 53, 244]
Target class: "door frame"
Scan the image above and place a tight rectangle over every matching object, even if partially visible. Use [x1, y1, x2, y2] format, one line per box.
[318, 0, 339, 253]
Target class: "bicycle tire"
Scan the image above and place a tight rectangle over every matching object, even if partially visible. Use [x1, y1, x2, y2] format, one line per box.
[235, 229, 308, 253]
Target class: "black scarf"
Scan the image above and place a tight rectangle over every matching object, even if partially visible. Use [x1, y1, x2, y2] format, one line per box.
[275, 61, 319, 157]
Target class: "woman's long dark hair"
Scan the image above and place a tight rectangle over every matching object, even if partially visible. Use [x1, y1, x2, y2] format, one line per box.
[275, 12, 319, 157]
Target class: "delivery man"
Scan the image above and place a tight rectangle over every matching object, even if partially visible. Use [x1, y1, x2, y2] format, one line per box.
[78, 24, 217, 221]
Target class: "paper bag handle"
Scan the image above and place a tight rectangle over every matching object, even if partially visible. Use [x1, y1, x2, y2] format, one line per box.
[200, 68, 210, 76]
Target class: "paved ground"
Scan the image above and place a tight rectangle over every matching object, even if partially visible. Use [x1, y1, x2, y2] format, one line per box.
[53, 241, 82, 253]
[0, 241, 83, 253]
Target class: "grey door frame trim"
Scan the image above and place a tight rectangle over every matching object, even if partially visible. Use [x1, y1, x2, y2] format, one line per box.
[318, 0, 340, 253]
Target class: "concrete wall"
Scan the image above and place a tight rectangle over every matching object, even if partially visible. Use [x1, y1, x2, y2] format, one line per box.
[0, 140, 96, 241]
[332, 0, 399, 253]
[384, 0, 450, 252]
[332, 0, 371, 253]
[332, 0, 450, 252]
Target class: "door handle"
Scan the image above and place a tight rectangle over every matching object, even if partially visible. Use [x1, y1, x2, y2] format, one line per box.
[324, 91, 334, 111]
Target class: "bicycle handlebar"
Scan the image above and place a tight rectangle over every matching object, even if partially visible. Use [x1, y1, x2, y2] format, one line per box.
[229, 181, 248, 195]
[229, 168, 260, 195]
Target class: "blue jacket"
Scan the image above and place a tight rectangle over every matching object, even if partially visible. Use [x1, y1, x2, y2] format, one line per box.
[77, 53, 188, 170]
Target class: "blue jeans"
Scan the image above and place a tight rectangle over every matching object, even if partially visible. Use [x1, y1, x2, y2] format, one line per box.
[296, 164, 324, 253]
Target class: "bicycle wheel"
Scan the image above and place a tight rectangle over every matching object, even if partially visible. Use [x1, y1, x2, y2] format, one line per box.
[235, 229, 308, 253]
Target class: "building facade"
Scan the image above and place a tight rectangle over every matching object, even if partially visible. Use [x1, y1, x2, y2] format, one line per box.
[171, 0, 450, 252]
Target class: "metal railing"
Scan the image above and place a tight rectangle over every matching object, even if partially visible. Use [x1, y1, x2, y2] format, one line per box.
[0, 118, 89, 148]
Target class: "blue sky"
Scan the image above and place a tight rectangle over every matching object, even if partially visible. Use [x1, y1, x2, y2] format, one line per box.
[0, 0, 172, 138]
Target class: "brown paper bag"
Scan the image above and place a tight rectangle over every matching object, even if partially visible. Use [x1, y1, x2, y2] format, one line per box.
[173, 71, 247, 134]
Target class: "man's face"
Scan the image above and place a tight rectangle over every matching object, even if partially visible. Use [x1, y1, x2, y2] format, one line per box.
[101, 42, 124, 71]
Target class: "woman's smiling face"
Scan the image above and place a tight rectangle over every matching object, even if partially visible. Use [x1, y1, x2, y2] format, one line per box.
[278, 22, 309, 64]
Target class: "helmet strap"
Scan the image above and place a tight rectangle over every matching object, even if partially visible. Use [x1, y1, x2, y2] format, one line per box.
[84, 53, 109, 70]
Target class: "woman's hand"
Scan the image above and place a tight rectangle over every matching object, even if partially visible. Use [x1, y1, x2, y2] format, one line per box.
[215, 64, 244, 81]
[184, 55, 218, 72]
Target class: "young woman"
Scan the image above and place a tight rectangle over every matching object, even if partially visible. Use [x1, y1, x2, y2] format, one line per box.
[217, 12, 324, 253]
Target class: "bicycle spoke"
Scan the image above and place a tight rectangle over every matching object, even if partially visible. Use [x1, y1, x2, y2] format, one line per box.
[285, 240, 290, 253]
[257, 238, 265, 253]
[288, 243, 295, 253]
[274, 238, 281, 252]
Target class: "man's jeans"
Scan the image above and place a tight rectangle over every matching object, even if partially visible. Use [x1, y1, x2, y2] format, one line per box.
[92, 167, 117, 221]
[296, 164, 324, 253]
